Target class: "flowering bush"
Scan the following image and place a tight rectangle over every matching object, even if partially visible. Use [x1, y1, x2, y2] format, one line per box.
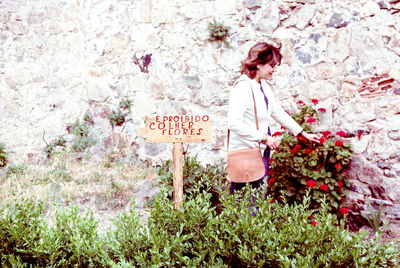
[269, 101, 353, 214]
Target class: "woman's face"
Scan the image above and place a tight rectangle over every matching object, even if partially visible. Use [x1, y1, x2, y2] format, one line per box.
[256, 63, 277, 81]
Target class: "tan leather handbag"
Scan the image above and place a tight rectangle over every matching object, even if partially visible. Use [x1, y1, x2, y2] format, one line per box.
[227, 89, 266, 183]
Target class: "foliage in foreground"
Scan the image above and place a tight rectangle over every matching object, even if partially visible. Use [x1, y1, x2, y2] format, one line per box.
[157, 152, 228, 211]
[1, 187, 399, 267]
[0, 201, 108, 267]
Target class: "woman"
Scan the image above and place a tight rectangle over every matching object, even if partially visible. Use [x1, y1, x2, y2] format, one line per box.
[228, 42, 320, 195]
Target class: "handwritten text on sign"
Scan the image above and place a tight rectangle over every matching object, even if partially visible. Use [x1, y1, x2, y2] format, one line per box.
[145, 115, 211, 143]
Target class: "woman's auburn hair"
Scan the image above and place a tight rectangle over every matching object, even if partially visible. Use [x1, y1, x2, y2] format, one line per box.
[240, 42, 282, 79]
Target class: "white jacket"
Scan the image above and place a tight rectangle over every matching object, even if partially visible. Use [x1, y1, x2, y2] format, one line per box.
[228, 75, 303, 151]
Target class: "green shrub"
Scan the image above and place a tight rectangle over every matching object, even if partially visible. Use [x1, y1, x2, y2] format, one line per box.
[0, 142, 8, 167]
[119, 97, 132, 112]
[6, 163, 28, 177]
[107, 200, 150, 265]
[110, 185, 400, 267]
[109, 187, 224, 266]
[109, 108, 126, 127]
[269, 100, 353, 214]
[70, 112, 97, 152]
[208, 18, 230, 47]
[1, 186, 399, 266]
[44, 136, 67, 157]
[0, 200, 110, 267]
[41, 205, 109, 267]
[0, 200, 49, 266]
[157, 153, 228, 210]
[363, 199, 384, 234]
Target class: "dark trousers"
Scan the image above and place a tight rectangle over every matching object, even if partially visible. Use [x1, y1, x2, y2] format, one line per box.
[229, 177, 265, 195]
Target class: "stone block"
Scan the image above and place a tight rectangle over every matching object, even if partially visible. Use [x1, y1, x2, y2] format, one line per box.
[292, 3, 317, 30]
[352, 134, 371, 154]
[87, 83, 111, 102]
[133, 91, 157, 117]
[386, 115, 400, 130]
[179, 2, 214, 20]
[340, 81, 358, 99]
[215, 0, 237, 15]
[252, 2, 280, 34]
[314, 61, 344, 80]
[327, 27, 351, 62]
[339, 101, 376, 124]
[132, 0, 151, 23]
[389, 63, 400, 80]
[360, 1, 380, 18]
[307, 81, 335, 101]
[243, 0, 262, 9]
[151, 0, 178, 24]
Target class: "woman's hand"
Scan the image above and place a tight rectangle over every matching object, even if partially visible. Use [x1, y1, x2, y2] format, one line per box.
[261, 134, 280, 150]
[301, 132, 321, 143]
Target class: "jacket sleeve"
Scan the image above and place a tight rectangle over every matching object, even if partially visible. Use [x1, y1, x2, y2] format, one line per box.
[269, 92, 303, 136]
[228, 81, 265, 142]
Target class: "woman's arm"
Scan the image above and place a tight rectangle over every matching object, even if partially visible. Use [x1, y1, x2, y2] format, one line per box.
[300, 131, 321, 143]
[268, 87, 321, 143]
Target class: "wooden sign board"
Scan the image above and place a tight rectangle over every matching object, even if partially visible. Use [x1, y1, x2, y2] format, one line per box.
[145, 115, 211, 143]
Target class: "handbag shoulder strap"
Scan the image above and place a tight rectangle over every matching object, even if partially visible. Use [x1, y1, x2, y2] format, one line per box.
[228, 84, 259, 150]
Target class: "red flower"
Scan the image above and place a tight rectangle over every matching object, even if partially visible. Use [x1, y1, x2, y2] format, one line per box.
[319, 184, 329, 191]
[335, 163, 342, 170]
[281, 126, 286, 130]
[322, 131, 331, 138]
[319, 137, 325, 144]
[318, 107, 326, 113]
[290, 144, 302, 155]
[339, 207, 348, 215]
[269, 158, 273, 164]
[311, 220, 319, 226]
[297, 100, 305, 106]
[306, 180, 317, 188]
[314, 169, 321, 173]
[335, 140, 344, 146]
[299, 135, 307, 142]
[304, 148, 312, 154]
[338, 180, 343, 188]
[268, 177, 276, 187]
[357, 131, 362, 139]
[307, 118, 316, 123]
[269, 169, 274, 176]
[336, 131, 347, 137]
[311, 99, 319, 104]
[270, 198, 276, 203]
[272, 131, 282, 137]
[278, 196, 283, 201]
[309, 213, 314, 219]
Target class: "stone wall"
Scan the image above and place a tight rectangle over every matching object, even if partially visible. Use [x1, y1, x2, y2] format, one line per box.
[1, 0, 400, 237]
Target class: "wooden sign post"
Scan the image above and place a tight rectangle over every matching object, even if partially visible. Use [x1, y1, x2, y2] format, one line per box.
[144, 115, 211, 209]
